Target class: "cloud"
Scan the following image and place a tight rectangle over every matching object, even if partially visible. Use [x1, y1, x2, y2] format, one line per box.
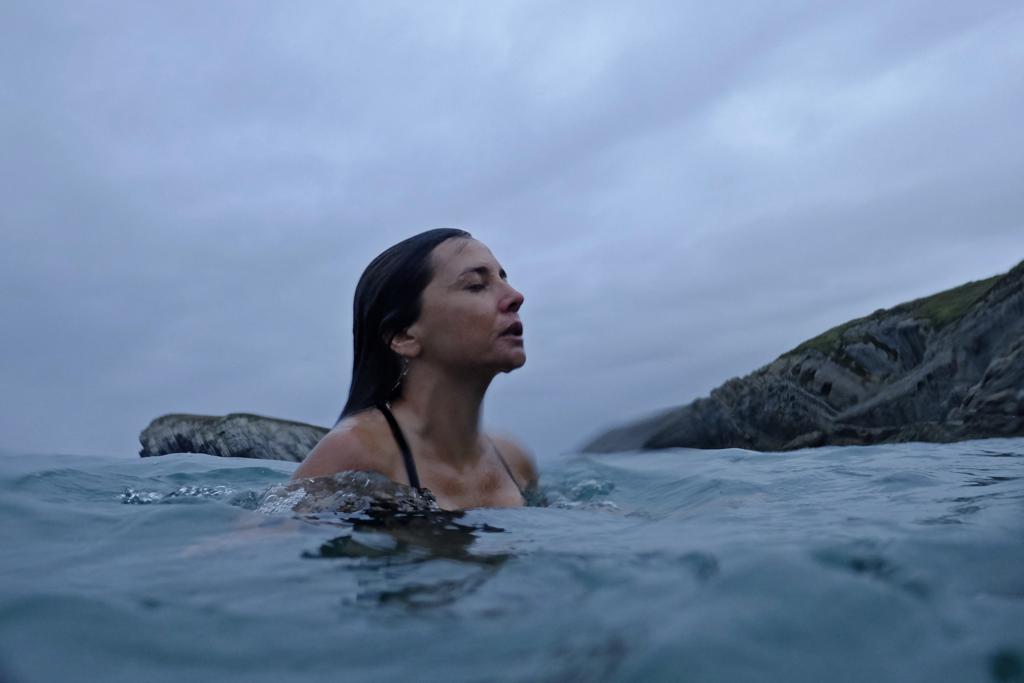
[1, 0, 1021, 458]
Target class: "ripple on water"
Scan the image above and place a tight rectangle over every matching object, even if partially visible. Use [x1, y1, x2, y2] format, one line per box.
[991, 648, 1024, 682]
[812, 540, 932, 599]
[873, 471, 941, 489]
[964, 475, 1021, 487]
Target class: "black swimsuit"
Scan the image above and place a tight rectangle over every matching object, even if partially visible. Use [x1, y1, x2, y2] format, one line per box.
[376, 401, 527, 503]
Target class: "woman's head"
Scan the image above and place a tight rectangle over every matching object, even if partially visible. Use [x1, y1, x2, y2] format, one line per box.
[339, 229, 525, 421]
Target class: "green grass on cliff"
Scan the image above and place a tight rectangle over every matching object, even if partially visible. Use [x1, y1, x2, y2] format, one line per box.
[783, 271, 1006, 358]
[908, 274, 1004, 327]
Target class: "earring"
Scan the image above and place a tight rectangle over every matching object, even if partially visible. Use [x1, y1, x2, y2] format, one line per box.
[390, 357, 409, 394]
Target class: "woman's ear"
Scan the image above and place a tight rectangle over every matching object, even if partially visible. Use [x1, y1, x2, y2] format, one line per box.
[387, 328, 422, 359]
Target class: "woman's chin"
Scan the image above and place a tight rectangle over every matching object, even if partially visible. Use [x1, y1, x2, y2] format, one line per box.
[499, 351, 526, 373]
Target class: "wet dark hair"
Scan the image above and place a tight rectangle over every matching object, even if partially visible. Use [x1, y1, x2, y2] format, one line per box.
[338, 228, 472, 422]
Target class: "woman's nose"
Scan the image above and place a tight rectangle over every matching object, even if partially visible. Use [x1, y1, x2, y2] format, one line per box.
[504, 284, 524, 312]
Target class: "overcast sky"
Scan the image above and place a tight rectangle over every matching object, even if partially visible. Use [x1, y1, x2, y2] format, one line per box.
[2, 1, 1022, 461]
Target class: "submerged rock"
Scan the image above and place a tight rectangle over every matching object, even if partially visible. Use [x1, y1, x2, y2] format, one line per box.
[139, 412, 328, 462]
[584, 259, 1024, 452]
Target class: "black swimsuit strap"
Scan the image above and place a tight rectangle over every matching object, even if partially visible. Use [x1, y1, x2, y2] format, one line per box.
[487, 437, 528, 501]
[376, 401, 422, 490]
[377, 401, 527, 502]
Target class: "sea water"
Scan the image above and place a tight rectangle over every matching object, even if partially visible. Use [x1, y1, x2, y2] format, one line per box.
[1, 438, 1022, 683]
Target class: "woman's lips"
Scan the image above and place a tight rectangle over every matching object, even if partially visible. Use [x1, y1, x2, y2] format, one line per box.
[500, 321, 523, 336]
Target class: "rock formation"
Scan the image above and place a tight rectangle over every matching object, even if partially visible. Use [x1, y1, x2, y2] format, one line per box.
[139, 412, 328, 461]
[584, 259, 1024, 452]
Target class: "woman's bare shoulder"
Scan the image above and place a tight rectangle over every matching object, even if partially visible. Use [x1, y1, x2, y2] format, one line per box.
[291, 409, 399, 481]
[489, 433, 540, 488]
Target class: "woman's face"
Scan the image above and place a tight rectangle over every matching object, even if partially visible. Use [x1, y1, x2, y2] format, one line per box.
[407, 238, 525, 373]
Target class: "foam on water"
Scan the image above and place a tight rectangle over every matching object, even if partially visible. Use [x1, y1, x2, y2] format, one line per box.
[0, 439, 1022, 683]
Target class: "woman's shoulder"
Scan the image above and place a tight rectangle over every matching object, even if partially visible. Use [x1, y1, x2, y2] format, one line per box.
[291, 408, 400, 481]
[488, 432, 540, 489]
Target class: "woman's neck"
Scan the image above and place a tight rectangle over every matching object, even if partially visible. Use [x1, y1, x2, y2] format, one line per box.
[390, 364, 494, 469]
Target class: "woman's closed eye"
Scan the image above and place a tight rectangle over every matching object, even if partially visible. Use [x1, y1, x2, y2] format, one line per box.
[466, 283, 486, 292]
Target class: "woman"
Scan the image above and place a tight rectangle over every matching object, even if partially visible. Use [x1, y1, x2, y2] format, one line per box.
[292, 228, 539, 510]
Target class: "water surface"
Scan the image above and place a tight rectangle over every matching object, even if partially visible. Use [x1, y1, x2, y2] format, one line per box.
[1, 438, 1022, 682]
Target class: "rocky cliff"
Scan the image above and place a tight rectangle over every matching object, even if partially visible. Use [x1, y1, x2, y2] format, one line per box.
[583, 259, 1024, 453]
[139, 413, 328, 461]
